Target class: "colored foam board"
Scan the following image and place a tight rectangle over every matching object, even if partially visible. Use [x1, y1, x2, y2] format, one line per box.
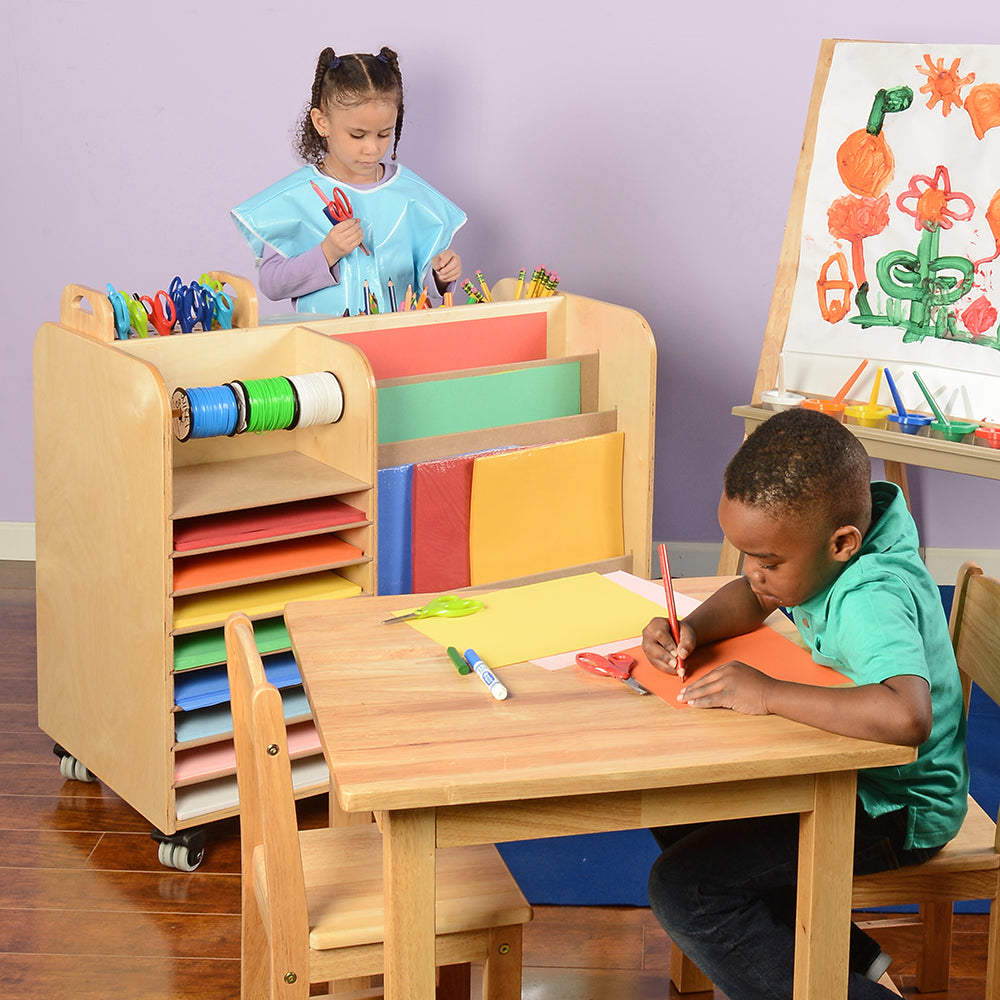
[173, 616, 290, 671]
[410, 455, 475, 592]
[377, 464, 413, 595]
[173, 497, 366, 551]
[173, 535, 363, 593]
[173, 572, 361, 630]
[468, 433, 624, 584]
[377, 362, 581, 444]
[330, 312, 547, 380]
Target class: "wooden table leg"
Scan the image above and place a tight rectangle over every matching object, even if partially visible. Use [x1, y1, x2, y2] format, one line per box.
[794, 770, 856, 999]
[382, 807, 437, 1000]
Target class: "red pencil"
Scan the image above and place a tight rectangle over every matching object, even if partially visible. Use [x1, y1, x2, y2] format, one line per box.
[658, 542, 685, 681]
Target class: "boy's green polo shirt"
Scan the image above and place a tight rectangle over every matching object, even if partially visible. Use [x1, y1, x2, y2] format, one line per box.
[791, 481, 969, 849]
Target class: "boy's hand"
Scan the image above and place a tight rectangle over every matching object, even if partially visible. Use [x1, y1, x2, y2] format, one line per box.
[679, 660, 775, 715]
[432, 249, 462, 285]
[642, 617, 696, 679]
[321, 219, 364, 264]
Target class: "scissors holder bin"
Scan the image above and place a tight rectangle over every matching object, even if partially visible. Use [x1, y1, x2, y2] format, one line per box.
[33, 275, 655, 866]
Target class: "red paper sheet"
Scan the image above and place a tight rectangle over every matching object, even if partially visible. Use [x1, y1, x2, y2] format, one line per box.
[331, 313, 547, 380]
[410, 455, 474, 592]
[174, 497, 366, 551]
[627, 626, 850, 708]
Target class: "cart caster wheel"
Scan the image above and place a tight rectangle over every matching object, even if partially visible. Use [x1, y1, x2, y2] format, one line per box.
[52, 743, 97, 782]
[151, 826, 206, 871]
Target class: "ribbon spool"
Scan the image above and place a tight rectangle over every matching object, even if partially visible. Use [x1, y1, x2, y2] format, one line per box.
[172, 371, 345, 441]
[171, 385, 240, 441]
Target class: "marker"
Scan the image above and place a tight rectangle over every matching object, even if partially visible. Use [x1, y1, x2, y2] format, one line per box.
[658, 543, 684, 681]
[447, 646, 471, 675]
[464, 648, 508, 700]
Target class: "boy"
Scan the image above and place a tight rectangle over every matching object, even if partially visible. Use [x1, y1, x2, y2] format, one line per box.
[642, 407, 968, 999]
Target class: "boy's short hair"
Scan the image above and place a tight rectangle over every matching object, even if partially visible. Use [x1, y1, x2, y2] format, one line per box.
[724, 408, 872, 531]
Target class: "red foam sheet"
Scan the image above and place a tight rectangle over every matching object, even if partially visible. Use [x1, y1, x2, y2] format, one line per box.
[410, 456, 475, 593]
[331, 313, 548, 379]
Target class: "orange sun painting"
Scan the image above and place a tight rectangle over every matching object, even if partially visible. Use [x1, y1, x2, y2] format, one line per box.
[916, 53, 975, 116]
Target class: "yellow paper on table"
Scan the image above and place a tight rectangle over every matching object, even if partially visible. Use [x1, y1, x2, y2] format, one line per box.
[468, 433, 624, 585]
[404, 572, 668, 668]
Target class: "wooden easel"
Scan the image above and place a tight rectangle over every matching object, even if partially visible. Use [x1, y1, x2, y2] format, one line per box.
[718, 38, 1000, 576]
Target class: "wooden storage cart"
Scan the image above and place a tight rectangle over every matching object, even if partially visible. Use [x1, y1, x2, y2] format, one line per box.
[34, 274, 656, 867]
[34, 274, 377, 868]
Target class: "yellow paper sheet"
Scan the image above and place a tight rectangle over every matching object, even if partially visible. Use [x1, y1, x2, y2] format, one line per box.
[403, 572, 668, 668]
[468, 433, 625, 584]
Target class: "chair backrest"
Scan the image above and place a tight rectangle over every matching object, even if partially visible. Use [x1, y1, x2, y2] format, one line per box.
[949, 562, 1000, 712]
[225, 612, 311, 993]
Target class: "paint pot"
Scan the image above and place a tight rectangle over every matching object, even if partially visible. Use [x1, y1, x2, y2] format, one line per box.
[888, 413, 933, 435]
[760, 389, 806, 411]
[975, 425, 1000, 449]
[929, 419, 980, 443]
[844, 404, 892, 429]
[800, 398, 846, 421]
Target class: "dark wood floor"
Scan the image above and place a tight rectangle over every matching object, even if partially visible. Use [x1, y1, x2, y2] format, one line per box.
[0, 560, 990, 998]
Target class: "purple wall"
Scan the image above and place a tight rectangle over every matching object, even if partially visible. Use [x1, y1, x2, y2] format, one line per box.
[4, 2, 998, 551]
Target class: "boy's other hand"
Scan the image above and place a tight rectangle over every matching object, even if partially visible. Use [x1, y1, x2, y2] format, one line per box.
[679, 660, 775, 714]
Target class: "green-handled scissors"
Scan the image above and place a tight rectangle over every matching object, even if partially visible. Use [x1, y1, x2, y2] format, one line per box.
[382, 595, 484, 624]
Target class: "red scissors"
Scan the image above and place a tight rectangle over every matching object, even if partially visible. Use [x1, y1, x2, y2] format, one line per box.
[310, 181, 370, 255]
[139, 290, 177, 336]
[575, 651, 650, 695]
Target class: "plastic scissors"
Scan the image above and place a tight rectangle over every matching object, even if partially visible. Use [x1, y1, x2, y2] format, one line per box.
[382, 595, 484, 624]
[126, 295, 149, 338]
[106, 284, 132, 339]
[170, 277, 214, 333]
[138, 289, 177, 336]
[575, 651, 650, 695]
[310, 181, 370, 255]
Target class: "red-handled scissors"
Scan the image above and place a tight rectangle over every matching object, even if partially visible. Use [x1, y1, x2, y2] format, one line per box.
[575, 651, 650, 695]
[139, 289, 177, 336]
[310, 181, 370, 255]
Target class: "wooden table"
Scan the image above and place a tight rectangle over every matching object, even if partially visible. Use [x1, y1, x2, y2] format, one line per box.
[286, 575, 915, 1000]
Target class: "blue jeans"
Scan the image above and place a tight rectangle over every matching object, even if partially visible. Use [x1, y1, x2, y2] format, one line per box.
[648, 802, 942, 1000]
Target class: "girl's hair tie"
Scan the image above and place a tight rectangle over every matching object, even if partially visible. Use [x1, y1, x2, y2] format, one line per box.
[375, 50, 389, 64]
[327, 55, 341, 70]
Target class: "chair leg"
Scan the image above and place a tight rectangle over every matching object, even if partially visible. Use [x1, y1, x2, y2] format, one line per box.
[436, 962, 472, 1000]
[670, 944, 714, 993]
[985, 901, 1000, 1000]
[242, 885, 271, 999]
[481, 925, 523, 1000]
[914, 901, 953, 993]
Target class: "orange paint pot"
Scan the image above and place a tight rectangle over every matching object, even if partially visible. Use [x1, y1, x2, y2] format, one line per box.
[800, 398, 847, 421]
[975, 425, 1000, 449]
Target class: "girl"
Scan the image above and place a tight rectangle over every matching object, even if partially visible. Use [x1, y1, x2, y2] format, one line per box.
[232, 46, 465, 315]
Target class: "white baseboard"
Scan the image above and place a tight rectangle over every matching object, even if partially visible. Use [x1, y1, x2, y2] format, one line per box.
[0, 522, 35, 561]
[661, 541, 1000, 587]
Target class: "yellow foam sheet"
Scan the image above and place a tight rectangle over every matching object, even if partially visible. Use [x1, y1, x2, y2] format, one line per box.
[469, 432, 625, 584]
[404, 571, 668, 668]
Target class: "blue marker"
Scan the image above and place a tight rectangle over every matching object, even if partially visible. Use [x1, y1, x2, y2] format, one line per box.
[464, 648, 508, 701]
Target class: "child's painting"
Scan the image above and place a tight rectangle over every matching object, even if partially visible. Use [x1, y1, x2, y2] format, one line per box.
[783, 41, 1000, 423]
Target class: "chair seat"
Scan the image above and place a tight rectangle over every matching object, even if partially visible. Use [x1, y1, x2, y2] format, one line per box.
[253, 822, 532, 951]
[853, 795, 999, 907]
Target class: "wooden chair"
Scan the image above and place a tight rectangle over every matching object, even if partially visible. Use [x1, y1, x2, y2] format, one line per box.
[670, 561, 1000, 995]
[225, 611, 532, 999]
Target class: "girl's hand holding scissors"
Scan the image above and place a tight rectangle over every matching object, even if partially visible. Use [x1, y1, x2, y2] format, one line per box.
[322, 217, 365, 265]
[432, 249, 462, 286]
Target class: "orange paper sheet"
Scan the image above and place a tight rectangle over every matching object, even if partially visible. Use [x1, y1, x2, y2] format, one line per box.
[628, 626, 851, 708]
[469, 433, 624, 584]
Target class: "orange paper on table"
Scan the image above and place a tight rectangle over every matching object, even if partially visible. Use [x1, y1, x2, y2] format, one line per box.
[628, 625, 851, 708]
[469, 433, 624, 584]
